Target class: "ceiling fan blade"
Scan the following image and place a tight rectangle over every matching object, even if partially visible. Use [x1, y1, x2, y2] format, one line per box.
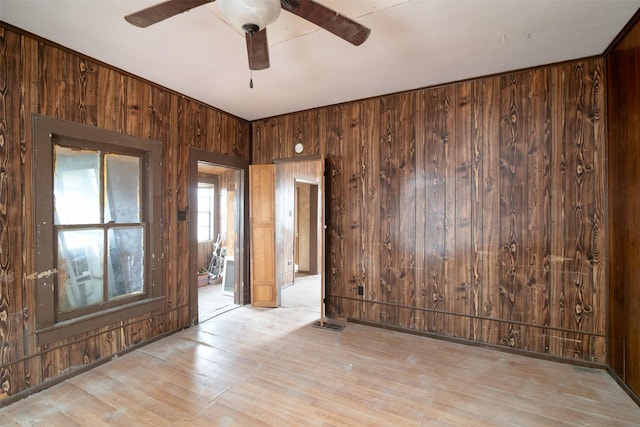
[125, 0, 214, 28]
[283, 0, 370, 46]
[246, 28, 270, 70]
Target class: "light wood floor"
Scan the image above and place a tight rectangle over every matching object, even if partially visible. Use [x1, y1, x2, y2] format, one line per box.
[197, 280, 238, 322]
[2, 275, 639, 426]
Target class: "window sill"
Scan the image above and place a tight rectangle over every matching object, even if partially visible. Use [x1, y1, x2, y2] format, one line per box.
[36, 297, 165, 347]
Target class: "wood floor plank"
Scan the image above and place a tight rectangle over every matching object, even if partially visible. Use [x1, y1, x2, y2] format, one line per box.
[1, 276, 639, 426]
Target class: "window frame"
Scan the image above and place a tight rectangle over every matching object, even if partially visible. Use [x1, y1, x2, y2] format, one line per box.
[33, 115, 164, 346]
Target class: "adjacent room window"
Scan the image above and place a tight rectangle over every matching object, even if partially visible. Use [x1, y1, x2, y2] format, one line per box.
[33, 115, 164, 344]
[197, 184, 215, 242]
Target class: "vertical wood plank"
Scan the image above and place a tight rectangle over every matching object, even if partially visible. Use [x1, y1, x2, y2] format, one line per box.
[524, 68, 552, 354]
[207, 109, 221, 153]
[40, 345, 69, 383]
[124, 75, 142, 137]
[20, 32, 42, 394]
[443, 85, 456, 337]
[453, 82, 472, 339]
[326, 105, 346, 318]
[279, 114, 293, 159]
[477, 77, 501, 346]
[361, 98, 381, 324]
[251, 120, 265, 164]
[589, 59, 606, 361]
[175, 99, 191, 310]
[40, 43, 67, 119]
[344, 102, 362, 319]
[550, 64, 568, 357]
[398, 92, 416, 329]
[73, 57, 98, 126]
[572, 59, 605, 361]
[379, 96, 398, 325]
[164, 94, 179, 320]
[414, 90, 427, 332]
[96, 67, 119, 131]
[254, 117, 279, 164]
[471, 81, 482, 341]
[0, 26, 23, 399]
[560, 62, 596, 360]
[424, 87, 450, 334]
[235, 115, 250, 160]
[300, 109, 320, 158]
[498, 73, 527, 348]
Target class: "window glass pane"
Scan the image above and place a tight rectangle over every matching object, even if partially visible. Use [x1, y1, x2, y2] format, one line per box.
[197, 227, 210, 242]
[197, 211, 211, 228]
[198, 187, 211, 206]
[57, 229, 104, 312]
[54, 146, 100, 224]
[197, 186, 214, 242]
[105, 154, 141, 223]
[108, 227, 144, 299]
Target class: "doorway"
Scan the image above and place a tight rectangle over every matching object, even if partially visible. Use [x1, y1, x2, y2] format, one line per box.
[189, 149, 249, 325]
[271, 157, 324, 319]
[283, 180, 321, 313]
[294, 181, 320, 276]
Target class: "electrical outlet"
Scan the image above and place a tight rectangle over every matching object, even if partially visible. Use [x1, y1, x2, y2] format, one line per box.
[357, 285, 364, 296]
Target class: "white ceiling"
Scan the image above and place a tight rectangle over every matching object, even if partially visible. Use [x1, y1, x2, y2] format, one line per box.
[1, 0, 639, 121]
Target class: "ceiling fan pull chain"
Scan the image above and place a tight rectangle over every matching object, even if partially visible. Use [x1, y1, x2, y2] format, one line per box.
[248, 30, 254, 89]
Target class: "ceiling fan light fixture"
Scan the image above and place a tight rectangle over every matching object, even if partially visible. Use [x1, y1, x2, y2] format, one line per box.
[218, 0, 281, 33]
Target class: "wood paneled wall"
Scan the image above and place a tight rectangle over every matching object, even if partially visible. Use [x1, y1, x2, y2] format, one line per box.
[0, 24, 249, 401]
[608, 12, 640, 398]
[253, 58, 607, 362]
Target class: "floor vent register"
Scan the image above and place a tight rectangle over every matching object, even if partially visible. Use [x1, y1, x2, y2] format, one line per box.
[310, 320, 345, 332]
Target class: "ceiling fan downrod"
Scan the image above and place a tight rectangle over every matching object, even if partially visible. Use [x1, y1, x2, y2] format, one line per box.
[245, 25, 258, 89]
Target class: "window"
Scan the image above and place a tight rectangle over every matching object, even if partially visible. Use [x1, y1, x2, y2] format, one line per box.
[197, 184, 215, 242]
[33, 115, 164, 345]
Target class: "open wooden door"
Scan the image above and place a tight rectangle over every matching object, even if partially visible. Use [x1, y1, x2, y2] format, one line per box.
[249, 164, 277, 307]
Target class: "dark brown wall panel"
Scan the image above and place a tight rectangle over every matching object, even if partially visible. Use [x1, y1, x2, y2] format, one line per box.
[0, 27, 25, 402]
[0, 24, 249, 401]
[608, 14, 640, 397]
[252, 57, 607, 363]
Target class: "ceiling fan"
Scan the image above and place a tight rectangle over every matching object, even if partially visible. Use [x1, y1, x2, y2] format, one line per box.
[125, 0, 371, 71]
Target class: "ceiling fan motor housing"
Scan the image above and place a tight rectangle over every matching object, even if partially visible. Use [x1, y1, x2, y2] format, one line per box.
[218, 0, 281, 33]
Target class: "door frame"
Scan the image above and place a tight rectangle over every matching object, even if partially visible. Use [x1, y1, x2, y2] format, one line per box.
[188, 148, 249, 325]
